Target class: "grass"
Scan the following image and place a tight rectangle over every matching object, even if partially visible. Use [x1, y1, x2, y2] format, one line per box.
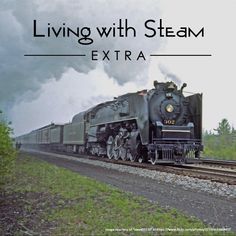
[203, 147, 236, 161]
[2, 153, 233, 235]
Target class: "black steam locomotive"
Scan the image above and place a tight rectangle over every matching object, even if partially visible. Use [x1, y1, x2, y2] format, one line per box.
[16, 81, 203, 164]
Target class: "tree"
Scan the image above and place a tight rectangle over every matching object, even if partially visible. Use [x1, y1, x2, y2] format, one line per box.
[214, 118, 231, 135]
[232, 126, 236, 134]
[0, 111, 16, 186]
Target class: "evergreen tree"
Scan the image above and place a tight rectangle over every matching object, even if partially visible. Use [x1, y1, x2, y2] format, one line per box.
[214, 118, 231, 135]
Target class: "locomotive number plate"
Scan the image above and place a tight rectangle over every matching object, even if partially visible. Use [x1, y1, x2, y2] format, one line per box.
[164, 119, 175, 125]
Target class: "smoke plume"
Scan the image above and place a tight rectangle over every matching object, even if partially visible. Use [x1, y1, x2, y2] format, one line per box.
[158, 64, 182, 86]
[0, 0, 162, 113]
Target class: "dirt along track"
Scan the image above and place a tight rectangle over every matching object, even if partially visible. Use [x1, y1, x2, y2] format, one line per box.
[21, 150, 236, 231]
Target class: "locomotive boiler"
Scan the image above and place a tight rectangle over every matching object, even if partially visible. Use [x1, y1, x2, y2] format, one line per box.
[16, 80, 203, 165]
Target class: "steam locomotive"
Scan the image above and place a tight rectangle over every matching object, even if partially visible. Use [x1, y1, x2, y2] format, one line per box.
[16, 81, 203, 164]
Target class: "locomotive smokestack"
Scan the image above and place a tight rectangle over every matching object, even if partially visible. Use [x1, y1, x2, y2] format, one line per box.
[154, 80, 158, 89]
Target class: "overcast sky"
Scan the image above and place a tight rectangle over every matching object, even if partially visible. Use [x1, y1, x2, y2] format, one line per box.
[1, 0, 235, 135]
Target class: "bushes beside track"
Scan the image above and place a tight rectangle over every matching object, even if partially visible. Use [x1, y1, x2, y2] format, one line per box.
[203, 134, 236, 160]
[203, 119, 236, 160]
[0, 111, 16, 186]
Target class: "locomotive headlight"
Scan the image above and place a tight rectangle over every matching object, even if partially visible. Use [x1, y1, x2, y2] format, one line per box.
[166, 104, 174, 113]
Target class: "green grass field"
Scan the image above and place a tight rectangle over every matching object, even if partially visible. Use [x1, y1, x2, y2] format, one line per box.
[1, 153, 233, 235]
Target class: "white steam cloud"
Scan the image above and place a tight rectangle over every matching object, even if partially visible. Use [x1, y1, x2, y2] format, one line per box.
[9, 66, 147, 135]
[0, 0, 162, 113]
[158, 64, 182, 86]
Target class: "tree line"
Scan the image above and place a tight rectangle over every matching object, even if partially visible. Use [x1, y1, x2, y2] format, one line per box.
[203, 118, 236, 160]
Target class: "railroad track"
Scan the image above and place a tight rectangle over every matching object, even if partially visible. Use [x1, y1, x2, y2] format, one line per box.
[87, 156, 236, 185]
[201, 158, 236, 169]
[180, 164, 236, 185]
[22, 149, 236, 185]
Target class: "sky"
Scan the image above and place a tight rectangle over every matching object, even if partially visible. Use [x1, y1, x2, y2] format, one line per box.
[0, 0, 236, 136]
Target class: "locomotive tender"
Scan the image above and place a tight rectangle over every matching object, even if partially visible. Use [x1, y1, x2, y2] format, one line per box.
[16, 81, 203, 164]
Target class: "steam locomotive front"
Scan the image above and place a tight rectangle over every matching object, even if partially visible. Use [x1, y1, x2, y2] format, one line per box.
[148, 81, 202, 164]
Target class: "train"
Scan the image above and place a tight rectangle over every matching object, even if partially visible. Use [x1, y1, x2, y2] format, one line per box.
[16, 80, 203, 164]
